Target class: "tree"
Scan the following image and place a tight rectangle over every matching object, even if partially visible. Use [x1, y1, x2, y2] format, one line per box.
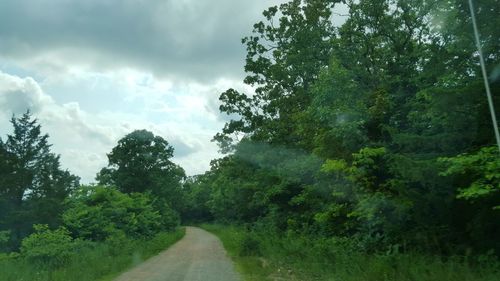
[97, 129, 185, 212]
[439, 146, 500, 251]
[0, 111, 79, 249]
[214, 0, 337, 151]
[180, 175, 213, 223]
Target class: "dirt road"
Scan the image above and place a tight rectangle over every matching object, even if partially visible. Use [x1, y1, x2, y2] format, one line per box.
[113, 226, 241, 281]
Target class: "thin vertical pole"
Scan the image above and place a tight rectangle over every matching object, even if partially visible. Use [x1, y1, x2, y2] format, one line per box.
[468, 0, 500, 152]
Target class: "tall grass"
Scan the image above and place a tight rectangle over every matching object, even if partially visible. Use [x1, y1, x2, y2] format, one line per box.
[0, 228, 185, 281]
[201, 224, 500, 281]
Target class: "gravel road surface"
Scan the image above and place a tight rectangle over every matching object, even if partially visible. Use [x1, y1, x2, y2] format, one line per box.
[113, 226, 241, 281]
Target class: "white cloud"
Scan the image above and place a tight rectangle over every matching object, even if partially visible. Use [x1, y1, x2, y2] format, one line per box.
[0, 69, 244, 183]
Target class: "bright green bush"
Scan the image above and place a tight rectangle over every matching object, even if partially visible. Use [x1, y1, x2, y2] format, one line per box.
[440, 146, 500, 208]
[63, 186, 167, 241]
[20, 225, 76, 267]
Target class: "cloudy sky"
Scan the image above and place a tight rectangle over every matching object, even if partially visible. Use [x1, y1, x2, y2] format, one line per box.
[0, 0, 289, 183]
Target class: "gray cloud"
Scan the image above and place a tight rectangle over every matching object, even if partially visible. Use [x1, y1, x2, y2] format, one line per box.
[0, 71, 202, 182]
[0, 0, 286, 82]
[170, 139, 195, 158]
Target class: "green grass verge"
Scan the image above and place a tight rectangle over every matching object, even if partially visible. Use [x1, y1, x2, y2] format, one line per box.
[0, 228, 185, 281]
[201, 224, 273, 281]
[201, 224, 500, 281]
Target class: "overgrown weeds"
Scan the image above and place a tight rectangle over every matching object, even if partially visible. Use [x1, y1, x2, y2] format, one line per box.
[202, 224, 500, 281]
[0, 228, 185, 281]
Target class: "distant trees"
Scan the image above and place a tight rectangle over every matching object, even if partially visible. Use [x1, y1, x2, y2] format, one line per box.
[179, 175, 213, 223]
[0, 111, 79, 250]
[0, 114, 186, 253]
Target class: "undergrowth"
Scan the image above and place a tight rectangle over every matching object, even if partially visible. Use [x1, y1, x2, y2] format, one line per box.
[201, 224, 500, 281]
[0, 228, 185, 281]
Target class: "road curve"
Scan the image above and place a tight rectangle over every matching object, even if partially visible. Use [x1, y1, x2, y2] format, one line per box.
[113, 226, 241, 281]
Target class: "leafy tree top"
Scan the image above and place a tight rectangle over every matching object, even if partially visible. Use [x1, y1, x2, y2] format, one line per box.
[97, 129, 185, 195]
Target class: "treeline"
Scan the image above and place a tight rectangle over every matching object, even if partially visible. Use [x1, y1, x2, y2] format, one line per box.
[183, 0, 500, 256]
[0, 112, 186, 279]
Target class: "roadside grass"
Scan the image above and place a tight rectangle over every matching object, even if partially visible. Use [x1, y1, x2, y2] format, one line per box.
[0, 228, 185, 281]
[200, 224, 273, 281]
[201, 224, 500, 281]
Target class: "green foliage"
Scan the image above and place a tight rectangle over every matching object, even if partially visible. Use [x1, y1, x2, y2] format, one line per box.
[96, 129, 186, 221]
[154, 201, 181, 231]
[0, 229, 185, 281]
[0, 231, 11, 252]
[1, 115, 187, 279]
[0, 111, 79, 250]
[2, 0, 500, 279]
[202, 0, 500, 258]
[97, 130, 184, 193]
[350, 147, 391, 193]
[63, 186, 167, 241]
[204, 224, 500, 281]
[179, 175, 213, 223]
[321, 159, 348, 173]
[238, 233, 261, 257]
[214, 0, 336, 150]
[440, 146, 500, 207]
[20, 224, 77, 268]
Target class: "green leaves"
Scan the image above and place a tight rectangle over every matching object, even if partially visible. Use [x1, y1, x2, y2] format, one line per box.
[216, 0, 335, 149]
[201, 0, 500, 254]
[440, 146, 500, 208]
[63, 186, 165, 241]
[20, 224, 76, 268]
[0, 111, 79, 250]
[321, 159, 348, 174]
[97, 129, 185, 212]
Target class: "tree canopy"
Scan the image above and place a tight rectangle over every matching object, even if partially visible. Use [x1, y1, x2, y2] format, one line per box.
[192, 0, 500, 255]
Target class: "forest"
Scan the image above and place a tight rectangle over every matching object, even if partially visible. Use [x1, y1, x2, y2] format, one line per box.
[1, 0, 499, 280]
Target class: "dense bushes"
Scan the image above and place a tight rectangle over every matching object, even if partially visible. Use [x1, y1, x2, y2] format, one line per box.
[0, 228, 185, 281]
[203, 224, 500, 281]
[0, 181, 184, 280]
[20, 224, 79, 267]
[62, 186, 174, 241]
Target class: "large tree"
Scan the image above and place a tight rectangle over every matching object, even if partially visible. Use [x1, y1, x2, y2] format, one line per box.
[97, 129, 185, 211]
[214, 0, 337, 151]
[0, 111, 79, 249]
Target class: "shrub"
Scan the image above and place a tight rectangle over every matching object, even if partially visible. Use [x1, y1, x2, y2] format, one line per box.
[0, 230, 10, 251]
[20, 225, 76, 268]
[63, 186, 164, 241]
[238, 232, 261, 256]
[155, 201, 181, 231]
